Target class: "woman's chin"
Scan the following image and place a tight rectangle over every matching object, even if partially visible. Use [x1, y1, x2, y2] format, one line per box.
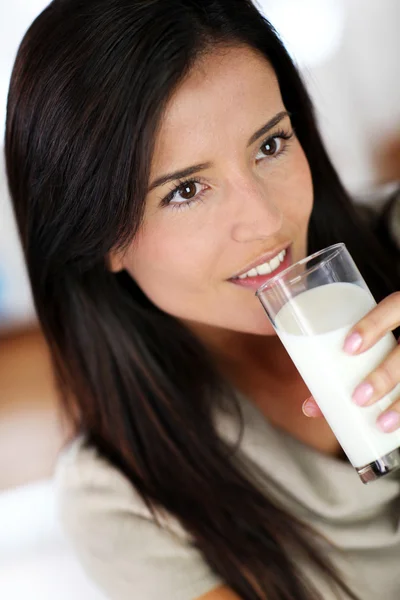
[226, 317, 277, 336]
[183, 314, 277, 338]
[248, 323, 277, 336]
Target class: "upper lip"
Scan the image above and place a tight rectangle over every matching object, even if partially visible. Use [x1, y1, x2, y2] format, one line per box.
[230, 242, 291, 279]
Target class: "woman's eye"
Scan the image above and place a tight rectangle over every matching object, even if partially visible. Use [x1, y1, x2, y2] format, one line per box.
[169, 180, 203, 204]
[160, 178, 207, 208]
[257, 136, 283, 159]
[177, 181, 198, 200]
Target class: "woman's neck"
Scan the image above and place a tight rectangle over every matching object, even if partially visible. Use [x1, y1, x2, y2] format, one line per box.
[189, 324, 344, 460]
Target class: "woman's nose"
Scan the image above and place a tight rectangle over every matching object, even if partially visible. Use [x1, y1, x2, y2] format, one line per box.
[230, 179, 283, 243]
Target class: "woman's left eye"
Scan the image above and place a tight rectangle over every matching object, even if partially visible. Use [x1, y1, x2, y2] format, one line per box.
[256, 131, 293, 161]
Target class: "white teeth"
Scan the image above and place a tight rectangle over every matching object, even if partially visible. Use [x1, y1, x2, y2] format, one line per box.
[237, 249, 286, 279]
[269, 256, 280, 271]
[256, 262, 272, 276]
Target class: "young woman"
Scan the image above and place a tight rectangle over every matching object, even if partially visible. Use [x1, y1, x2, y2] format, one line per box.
[5, 1, 400, 599]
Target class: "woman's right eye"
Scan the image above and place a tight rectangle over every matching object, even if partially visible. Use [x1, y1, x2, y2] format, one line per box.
[162, 178, 207, 208]
[175, 181, 199, 201]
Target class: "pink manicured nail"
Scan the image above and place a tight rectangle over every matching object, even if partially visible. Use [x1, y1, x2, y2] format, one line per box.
[343, 332, 363, 354]
[377, 411, 400, 432]
[302, 399, 320, 417]
[352, 382, 374, 406]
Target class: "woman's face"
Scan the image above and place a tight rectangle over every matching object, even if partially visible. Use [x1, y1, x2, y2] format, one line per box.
[113, 45, 313, 335]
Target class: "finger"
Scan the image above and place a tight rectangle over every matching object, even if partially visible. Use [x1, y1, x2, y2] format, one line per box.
[343, 292, 400, 355]
[352, 343, 400, 406]
[376, 401, 400, 433]
[302, 397, 324, 418]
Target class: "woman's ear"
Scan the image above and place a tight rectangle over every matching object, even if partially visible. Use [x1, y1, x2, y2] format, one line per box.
[107, 250, 125, 273]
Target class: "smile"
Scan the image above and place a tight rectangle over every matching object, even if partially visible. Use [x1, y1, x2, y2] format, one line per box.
[237, 249, 286, 279]
[230, 246, 292, 291]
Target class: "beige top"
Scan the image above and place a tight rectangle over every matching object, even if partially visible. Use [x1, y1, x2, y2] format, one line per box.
[55, 397, 400, 599]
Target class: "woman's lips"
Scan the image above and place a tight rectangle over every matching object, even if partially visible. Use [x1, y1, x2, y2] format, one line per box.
[229, 246, 292, 291]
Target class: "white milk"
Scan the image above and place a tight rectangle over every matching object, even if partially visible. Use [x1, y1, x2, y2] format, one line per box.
[275, 282, 400, 468]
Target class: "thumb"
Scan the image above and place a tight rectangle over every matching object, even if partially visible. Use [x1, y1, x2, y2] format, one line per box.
[302, 396, 324, 418]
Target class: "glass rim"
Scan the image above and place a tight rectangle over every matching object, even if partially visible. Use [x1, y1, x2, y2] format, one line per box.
[255, 242, 345, 297]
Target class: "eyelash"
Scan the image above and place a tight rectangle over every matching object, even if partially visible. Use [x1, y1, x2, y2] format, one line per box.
[160, 128, 294, 210]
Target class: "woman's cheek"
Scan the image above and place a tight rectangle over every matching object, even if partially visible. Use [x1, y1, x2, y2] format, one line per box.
[130, 220, 212, 293]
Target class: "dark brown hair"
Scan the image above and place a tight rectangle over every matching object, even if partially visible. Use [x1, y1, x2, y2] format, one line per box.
[5, 1, 398, 599]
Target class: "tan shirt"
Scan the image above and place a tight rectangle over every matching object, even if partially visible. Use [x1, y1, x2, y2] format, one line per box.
[55, 397, 400, 599]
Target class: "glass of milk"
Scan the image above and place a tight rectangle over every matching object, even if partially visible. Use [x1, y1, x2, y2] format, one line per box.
[256, 243, 400, 484]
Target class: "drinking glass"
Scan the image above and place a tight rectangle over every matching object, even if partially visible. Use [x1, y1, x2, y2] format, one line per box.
[257, 243, 400, 484]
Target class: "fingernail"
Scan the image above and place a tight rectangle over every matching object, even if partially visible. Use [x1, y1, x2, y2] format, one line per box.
[302, 399, 320, 417]
[352, 382, 374, 406]
[343, 332, 363, 354]
[377, 410, 400, 433]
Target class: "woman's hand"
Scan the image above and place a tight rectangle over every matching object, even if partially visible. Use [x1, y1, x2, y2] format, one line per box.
[302, 292, 400, 433]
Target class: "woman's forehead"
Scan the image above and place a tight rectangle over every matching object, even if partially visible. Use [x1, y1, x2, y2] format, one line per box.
[150, 46, 283, 173]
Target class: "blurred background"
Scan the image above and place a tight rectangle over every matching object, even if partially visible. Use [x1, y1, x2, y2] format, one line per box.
[0, 1, 400, 598]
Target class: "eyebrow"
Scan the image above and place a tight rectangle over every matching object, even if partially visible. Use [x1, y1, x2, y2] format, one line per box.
[148, 162, 212, 192]
[148, 110, 290, 191]
[247, 110, 289, 147]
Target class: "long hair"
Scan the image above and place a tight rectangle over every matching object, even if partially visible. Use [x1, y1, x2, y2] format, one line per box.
[5, 1, 398, 599]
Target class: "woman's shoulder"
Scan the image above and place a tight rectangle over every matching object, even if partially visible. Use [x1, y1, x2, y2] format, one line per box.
[55, 435, 184, 535]
[55, 437, 222, 600]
